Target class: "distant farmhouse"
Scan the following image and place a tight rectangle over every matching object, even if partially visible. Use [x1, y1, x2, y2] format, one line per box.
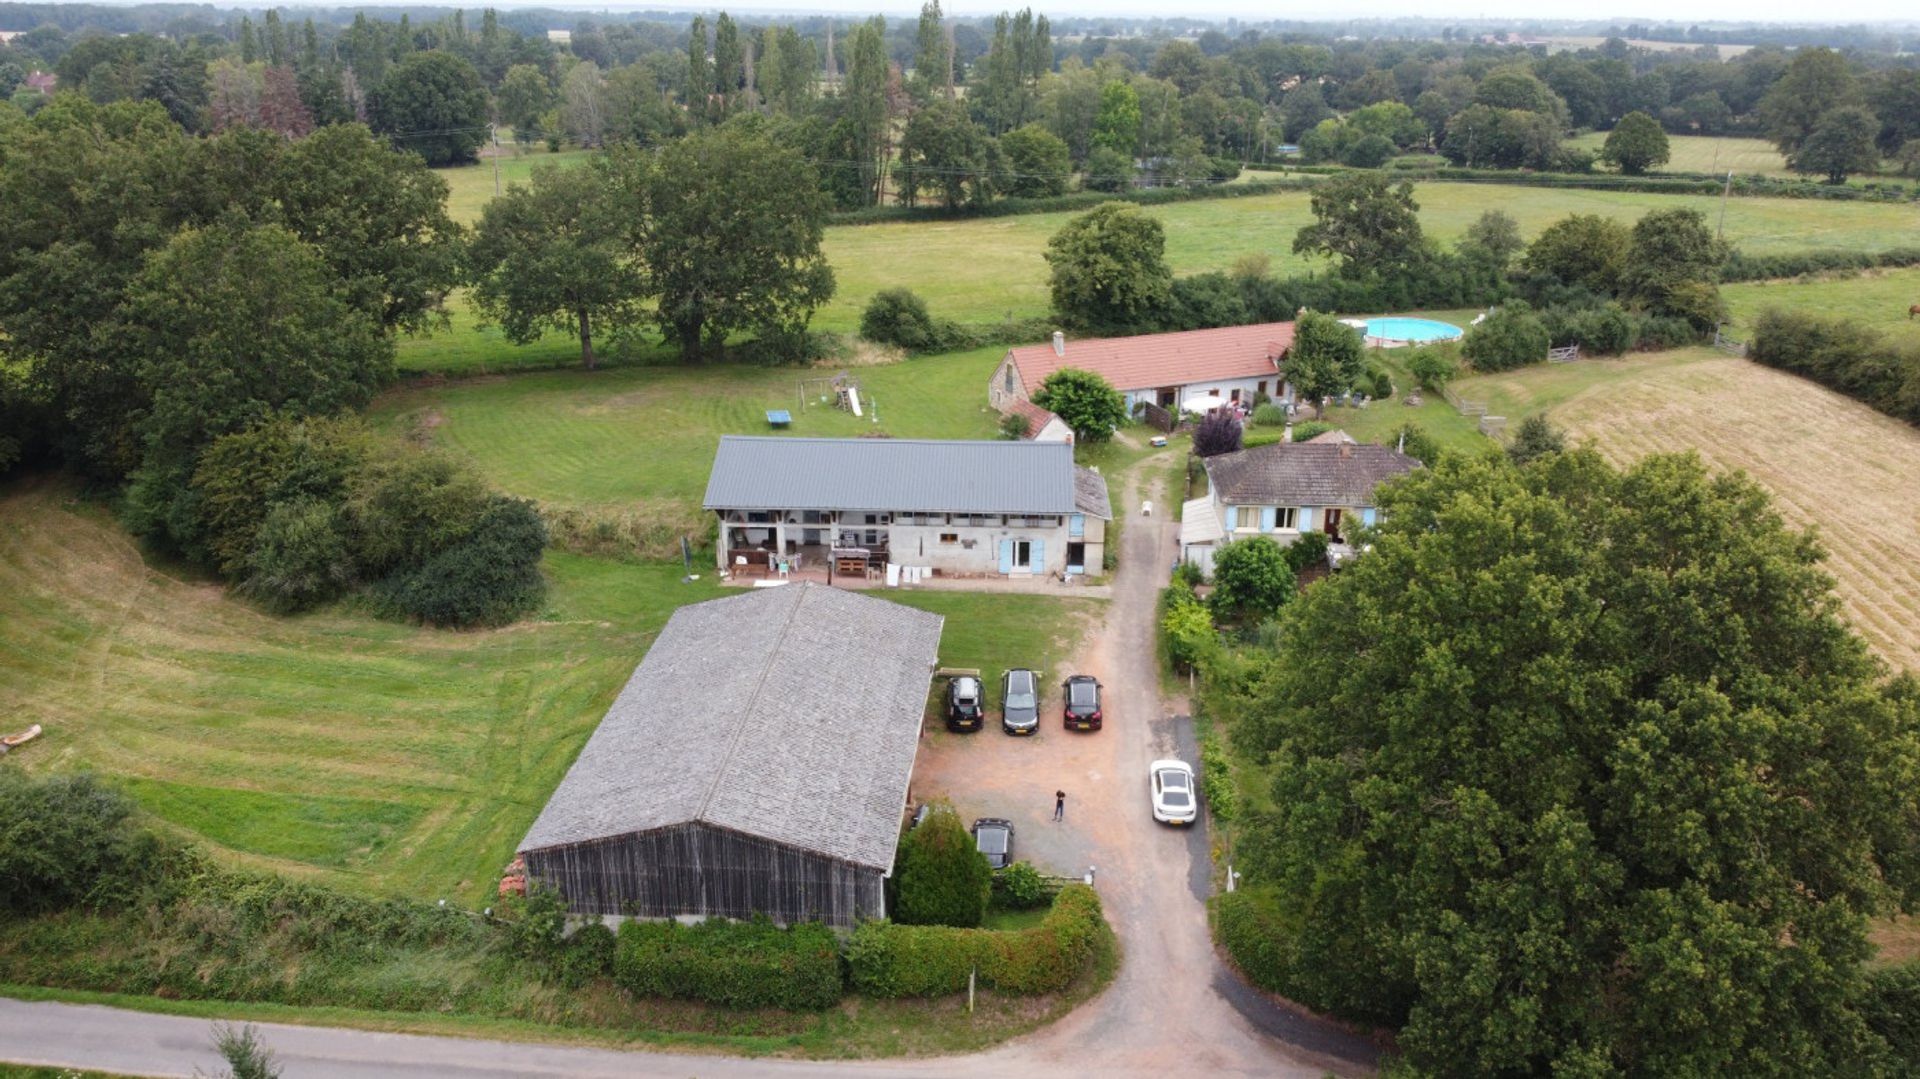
[1180, 436, 1421, 574]
[702, 436, 1111, 579]
[519, 584, 943, 928]
[990, 323, 1296, 417]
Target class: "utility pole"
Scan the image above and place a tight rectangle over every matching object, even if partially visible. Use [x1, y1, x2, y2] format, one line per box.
[490, 122, 501, 197]
[1718, 169, 1732, 241]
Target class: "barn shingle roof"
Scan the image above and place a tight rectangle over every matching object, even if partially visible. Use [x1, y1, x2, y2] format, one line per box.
[1204, 441, 1421, 507]
[1074, 466, 1112, 519]
[702, 436, 1086, 516]
[519, 584, 944, 871]
[1005, 322, 1294, 395]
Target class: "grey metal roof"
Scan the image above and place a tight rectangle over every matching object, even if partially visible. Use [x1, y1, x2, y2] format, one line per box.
[1073, 466, 1113, 520]
[520, 583, 944, 872]
[1205, 442, 1421, 507]
[702, 436, 1083, 515]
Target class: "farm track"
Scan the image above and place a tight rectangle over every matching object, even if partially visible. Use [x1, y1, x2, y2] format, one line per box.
[1549, 356, 1920, 671]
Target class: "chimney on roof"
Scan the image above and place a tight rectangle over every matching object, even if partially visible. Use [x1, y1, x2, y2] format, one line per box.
[1339, 441, 1352, 459]
[1052, 331, 1065, 357]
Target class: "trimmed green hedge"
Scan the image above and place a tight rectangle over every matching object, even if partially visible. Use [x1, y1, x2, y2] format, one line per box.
[612, 916, 844, 1010]
[1720, 246, 1920, 283]
[827, 178, 1318, 226]
[846, 884, 1106, 998]
[1242, 162, 1918, 202]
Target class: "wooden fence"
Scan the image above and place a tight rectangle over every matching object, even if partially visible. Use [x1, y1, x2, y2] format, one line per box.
[1141, 401, 1175, 432]
[1548, 345, 1581, 363]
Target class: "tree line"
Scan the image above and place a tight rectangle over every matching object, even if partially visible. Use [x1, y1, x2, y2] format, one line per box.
[6, 6, 1917, 200]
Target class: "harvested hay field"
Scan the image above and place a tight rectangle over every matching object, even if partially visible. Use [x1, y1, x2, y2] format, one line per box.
[1546, 354, 1920, 671]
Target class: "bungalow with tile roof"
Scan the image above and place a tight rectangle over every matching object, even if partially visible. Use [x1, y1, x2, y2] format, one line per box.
[1179, 436, 1420, 575]
[989, 323, 1296, 420]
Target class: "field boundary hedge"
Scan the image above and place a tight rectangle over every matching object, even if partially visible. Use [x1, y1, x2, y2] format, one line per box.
[1749, 310, 1920, 428]
[1242, 162, 1918, 202]
[612, 916, 844, 1010]
[1719, 247, 1920, 284]
[828, 178, 1319, 226]
[845, 884, 1107, 998]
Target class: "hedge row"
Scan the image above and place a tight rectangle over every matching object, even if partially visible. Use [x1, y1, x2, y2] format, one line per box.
[845, 884, 1107, 998]
[612, 916, 844, 1010]
[1749, 309, 1920, 427]
[1720, 246, 1920, 283]
[1243, 162, 1918, 202]
[828, 177, 1317, 226]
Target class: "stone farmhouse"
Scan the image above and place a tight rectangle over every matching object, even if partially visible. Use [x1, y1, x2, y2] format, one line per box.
[1180, 436, 1421, 574]
[703, 436, 1111, 579]
[989, 322, 1297, 417]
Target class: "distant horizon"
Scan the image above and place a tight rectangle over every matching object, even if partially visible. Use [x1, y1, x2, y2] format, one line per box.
[14, 0, 1920, 28]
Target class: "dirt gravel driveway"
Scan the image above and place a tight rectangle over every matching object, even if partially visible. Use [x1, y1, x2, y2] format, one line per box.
[912, 456, 1378, 1078]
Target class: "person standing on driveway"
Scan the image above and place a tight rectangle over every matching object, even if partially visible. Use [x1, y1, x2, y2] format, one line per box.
[1053, 790, 1066, 822]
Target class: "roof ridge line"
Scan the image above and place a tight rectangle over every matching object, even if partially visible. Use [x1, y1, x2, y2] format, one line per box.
[692, 584, 813, 826]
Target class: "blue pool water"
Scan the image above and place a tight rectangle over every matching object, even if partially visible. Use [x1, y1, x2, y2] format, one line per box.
[1366, 317, 1464, 343]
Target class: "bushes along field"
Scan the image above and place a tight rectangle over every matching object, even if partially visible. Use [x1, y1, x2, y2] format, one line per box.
[846, 884, 1108, 998]
[613, 917, 844, 1011]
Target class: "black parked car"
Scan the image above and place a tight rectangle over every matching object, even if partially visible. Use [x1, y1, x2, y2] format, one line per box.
[1062, 674, 1103, 731]
[971, 817, 1014, 869]
[944, 675, 985, 732]
[1001, 668, 1039, 735]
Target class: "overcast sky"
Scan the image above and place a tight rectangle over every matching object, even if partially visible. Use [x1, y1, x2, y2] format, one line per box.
[577, 0, 1916, 26]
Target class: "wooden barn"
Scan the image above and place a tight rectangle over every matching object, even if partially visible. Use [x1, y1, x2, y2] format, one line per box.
[517, 583, 944, 927]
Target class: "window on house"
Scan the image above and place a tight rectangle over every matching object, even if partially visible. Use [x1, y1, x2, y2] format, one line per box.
[1276, 507, 1297, 529]
[746, 511, 771, 523]
[939, 533, 958, 544]
[1004, 367, 1016, 392]
[1258, 380, 1267, 395]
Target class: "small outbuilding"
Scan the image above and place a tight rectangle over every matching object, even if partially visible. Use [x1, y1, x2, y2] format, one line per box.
[518, 583, 944, 927]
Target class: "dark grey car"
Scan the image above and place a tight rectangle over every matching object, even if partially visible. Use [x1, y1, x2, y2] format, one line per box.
[972, 817, 1014, 869]
[1000, 668, 1039, 735]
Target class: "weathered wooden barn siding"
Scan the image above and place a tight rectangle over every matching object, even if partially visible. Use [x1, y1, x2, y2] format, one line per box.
[525, 823, 885, 927]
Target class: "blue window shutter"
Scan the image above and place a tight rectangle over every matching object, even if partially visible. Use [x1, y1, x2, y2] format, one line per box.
[998, 540, 1014, 574]
[1224, 506, 1238, 530]
[1032, 539, 1045, 570]
[1362, 507, 1377, 527]
[1260, 507, 1277, 532]
[1069, 513, 1085, 538]
[1299, 507, 1315, 531]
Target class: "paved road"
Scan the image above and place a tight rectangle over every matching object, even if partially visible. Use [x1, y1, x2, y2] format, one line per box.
[0, 455, 1380, 1078]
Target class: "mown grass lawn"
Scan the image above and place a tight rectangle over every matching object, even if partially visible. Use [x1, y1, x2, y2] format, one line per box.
[0, 480, 1099, 906]
[372, 346, 1010, 507]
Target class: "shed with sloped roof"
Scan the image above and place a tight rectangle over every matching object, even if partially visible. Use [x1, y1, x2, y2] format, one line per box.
[518, 583, 944, 927]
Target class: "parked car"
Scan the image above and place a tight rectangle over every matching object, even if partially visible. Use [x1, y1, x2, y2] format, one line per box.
[1062, 674, 1103, 731]
[1001, 668, 1039, 735]
[944, 675, 984, 732]
[1150, 759, 1198, 825]
[972, 817, 1015, 869]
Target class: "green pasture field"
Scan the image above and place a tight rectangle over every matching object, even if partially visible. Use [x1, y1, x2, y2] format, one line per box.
[373, 346, 1009, 506]
[423, 151, 1920, 357]
[438, 147, 598, 225]
[1566, 132, 1795, 177]
[814, 183, 1920, 333]
[1723, 267, 1920, 344]
[0, 481, 1099, 905]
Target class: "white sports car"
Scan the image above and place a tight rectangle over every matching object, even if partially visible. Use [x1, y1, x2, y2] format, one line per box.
[1150, 759, 1198, 825]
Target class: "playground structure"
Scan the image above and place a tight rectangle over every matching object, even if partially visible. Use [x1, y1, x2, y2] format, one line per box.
[797, 371, 867, 418]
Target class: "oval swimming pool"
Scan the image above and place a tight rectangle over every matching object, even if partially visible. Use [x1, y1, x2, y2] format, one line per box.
[1366, 316, 1464, 343]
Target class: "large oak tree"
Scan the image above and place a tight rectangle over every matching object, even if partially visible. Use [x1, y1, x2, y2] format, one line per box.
[1233, 449, 1920, 1074]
